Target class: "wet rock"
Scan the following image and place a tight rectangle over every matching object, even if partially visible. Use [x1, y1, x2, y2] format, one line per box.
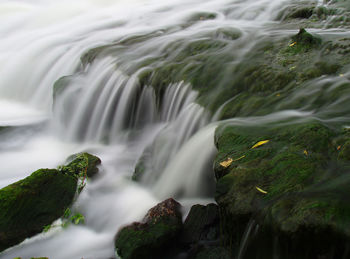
[214, 120, 350, 257]
[291, 28, 321, 49]
[194, 246, 231, 259]
[0, 153, 101, 252]
[289, 7, 314, 19]
[276, 1, 317, 21]
[0, 169, 77, 252]
[115, 198, 183, 259]
[183, 204, 220, 245]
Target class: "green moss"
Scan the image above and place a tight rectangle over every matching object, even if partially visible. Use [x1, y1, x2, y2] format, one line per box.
[339, 141, 350, 160]
[59, 152, 101, 178]
[0, 169, 77, 252]
[115, 220, 181, 259]
[214, 120, 350, 255]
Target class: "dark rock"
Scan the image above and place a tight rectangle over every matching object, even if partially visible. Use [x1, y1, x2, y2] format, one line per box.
[276, 2, 316, 21]
[183, 204, 220, 245]
[115, 198, 183, 259]
[0, 169, 77, 252]
[194, 246, 231, 259]
[289, 7, 314, 19]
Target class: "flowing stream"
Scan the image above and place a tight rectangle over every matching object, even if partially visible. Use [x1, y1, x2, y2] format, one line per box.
[0, 0, 350, 258]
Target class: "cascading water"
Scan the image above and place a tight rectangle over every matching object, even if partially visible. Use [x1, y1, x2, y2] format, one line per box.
[1, 0, 350, 258]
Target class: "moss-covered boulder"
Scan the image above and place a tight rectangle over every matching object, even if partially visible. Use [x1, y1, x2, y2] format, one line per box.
[115, 198, 183, 259]
[0, 153, 101, 252]
[214, 121, 350, 257]
[0, 169, 76, 252]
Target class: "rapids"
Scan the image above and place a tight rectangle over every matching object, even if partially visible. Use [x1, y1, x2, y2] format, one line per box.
[0, 0, 349, 258]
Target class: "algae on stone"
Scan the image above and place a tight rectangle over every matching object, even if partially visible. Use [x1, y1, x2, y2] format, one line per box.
[115, 198, 183, 259]
[213, 120, 350, 257]
[0, 152, 101, 252]
[0, 169, 77, 252]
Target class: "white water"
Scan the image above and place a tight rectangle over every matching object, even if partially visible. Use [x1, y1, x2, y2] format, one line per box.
[0, 0, 347, 258]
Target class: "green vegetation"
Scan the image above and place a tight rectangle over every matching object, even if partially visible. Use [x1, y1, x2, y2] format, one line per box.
[0, 169, 77, 252]
[0, 153, 101, 252]
[213, 120, 350, 256]
[115, 199, 182, 259]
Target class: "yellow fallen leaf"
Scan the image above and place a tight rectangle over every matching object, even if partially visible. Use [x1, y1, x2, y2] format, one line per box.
[220, 155, 246, 168]
[289, 42, 297, 47]
[276, 93, 281, 97]
[220, 158, 233, 168]
[340, 74, 344, 77]
[303, 150, 308, 156]
[256, 186, 268, 194]
[251, 140, 270, 149]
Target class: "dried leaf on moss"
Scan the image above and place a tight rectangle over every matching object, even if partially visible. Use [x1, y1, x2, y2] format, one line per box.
[220, 158, 233, 168]
[220, 155, 246, 168]
[251, 140, 270, 149]
[256, 186, 268, 194]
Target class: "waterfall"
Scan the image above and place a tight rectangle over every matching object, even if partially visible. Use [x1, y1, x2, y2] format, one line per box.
[0, 0, 343, 258]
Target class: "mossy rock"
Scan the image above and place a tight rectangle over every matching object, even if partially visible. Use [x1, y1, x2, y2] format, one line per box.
[132, 159, 146, 182]
[214, 120, 350, 256]
[0, 169, 77, 252]
[276, 1, 317, 21]
[115, 198, 183, 259]
[60, 152, 101, 178]
[0, 153, 101, 252]
[291, 28, 321, 50]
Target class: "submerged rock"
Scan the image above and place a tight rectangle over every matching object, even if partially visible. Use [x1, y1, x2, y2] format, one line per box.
[115, 198, 183, 259]
[214, 121, 350, 257]
[0, 153, 101, 252]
